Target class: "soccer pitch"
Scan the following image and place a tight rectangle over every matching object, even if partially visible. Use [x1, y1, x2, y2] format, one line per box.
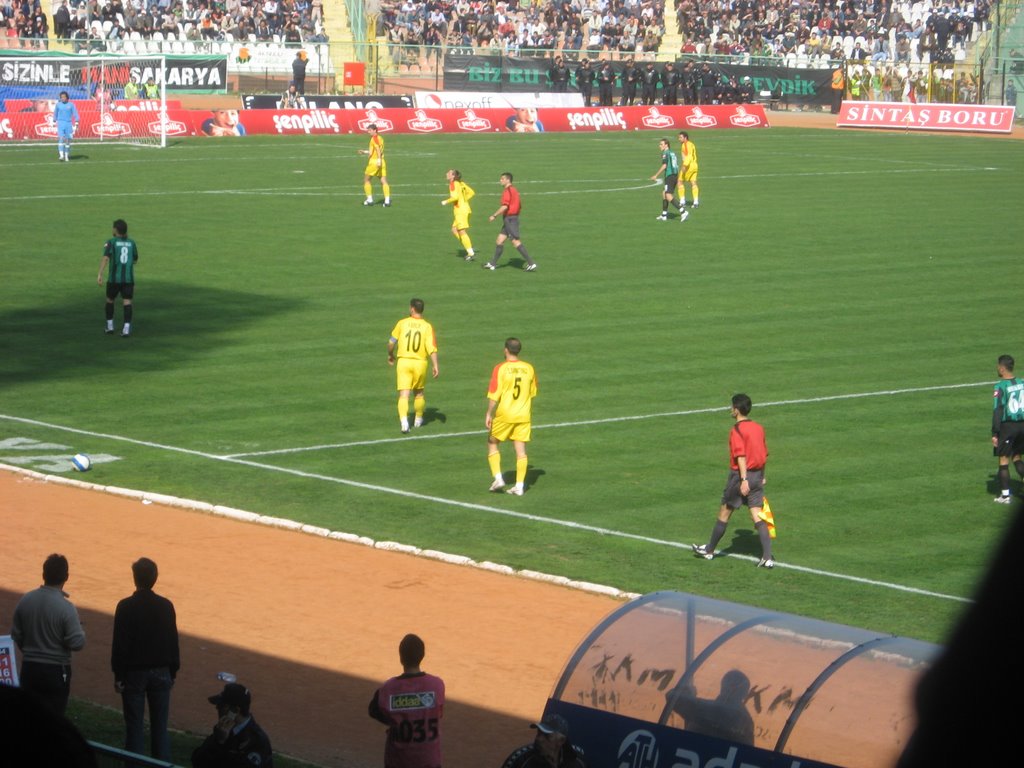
[2, 127, 1022, 645]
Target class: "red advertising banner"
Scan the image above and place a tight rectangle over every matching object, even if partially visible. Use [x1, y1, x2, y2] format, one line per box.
[0, 104, 768, 142]
[837, 101, 1015, 134]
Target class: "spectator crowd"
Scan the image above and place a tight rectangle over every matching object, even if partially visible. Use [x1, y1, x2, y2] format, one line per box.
[2, 0, 328, 51]
[373, 0, 990, 69]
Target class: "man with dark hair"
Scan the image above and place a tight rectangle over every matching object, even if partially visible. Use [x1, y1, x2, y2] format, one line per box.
[53, 90, 79, 161]
[549, 55, 570, 92]
[574, 58, 595, 106]
[640, 60, 660, 105]
[692, 393, 774, 568]
[620, 56, 641, 105]
[651, 139, 686, 222]
[500, 713, 587, 768]
[111, 557, 180, 761]
[486, 337, 538, 496]
[388, 298, 440, 434]
[992, 354, 1024, 504]
[661, 61, 681, 105]
[596, 59, 615, 106]
[97, 218, 139, 337]
[192, 683, 273, 767]
[10, 554, 86, 715]
[369, 633, 445, 768]
[485, 172, 537, 271]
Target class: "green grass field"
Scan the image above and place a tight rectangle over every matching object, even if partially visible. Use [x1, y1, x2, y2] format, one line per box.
[2, 126, 1022, 646]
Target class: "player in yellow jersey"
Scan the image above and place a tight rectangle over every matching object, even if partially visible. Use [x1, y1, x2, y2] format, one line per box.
[677, 131, 700, 209]
[359, 123, 391, 207]
[387, 298, 439, 434]
[485, 337, 538, 496]
[441, 168, 475, 261]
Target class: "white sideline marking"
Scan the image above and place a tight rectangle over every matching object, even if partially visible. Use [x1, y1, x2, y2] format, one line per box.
[0, 163, 996, 203]
[224, 380, 991, 456]
[0, 379, 988, 604]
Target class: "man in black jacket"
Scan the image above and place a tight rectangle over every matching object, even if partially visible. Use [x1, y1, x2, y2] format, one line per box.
[111, 557, 180, 762]
[549, 56, 570, 92]
[575, 58, 595, 105]
[640, 60, 660, 104]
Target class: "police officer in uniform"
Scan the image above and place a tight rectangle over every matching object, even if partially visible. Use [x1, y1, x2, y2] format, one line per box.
[575, 58, 595, 106]
[661, 61, 682, 105]
[548, 56, 570, 92]
[597, 59, 615, 106]
[620, 56, 641, 105]
[640, 60, 660, 105]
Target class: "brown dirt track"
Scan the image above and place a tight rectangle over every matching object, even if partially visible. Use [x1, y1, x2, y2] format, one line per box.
[0, 468, 623, 767]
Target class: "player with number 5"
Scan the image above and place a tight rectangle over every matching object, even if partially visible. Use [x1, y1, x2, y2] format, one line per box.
[485, 337, 538, 496]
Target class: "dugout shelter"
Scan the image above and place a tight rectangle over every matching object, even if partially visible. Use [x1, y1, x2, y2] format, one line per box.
[542, 591, 939, 768]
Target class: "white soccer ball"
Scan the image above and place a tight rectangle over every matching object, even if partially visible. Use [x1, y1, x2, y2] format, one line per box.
[71, 453, 92, 472]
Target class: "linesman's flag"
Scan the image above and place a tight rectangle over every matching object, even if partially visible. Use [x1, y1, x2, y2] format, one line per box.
[759, 498, 777, 539]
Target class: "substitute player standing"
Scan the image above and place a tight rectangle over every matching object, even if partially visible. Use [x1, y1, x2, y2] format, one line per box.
[54, 91, 79, 162]
[992, 354, 1024, 504]
[486, 337, 538, 496]
[369, 633, 445, 768]
[97, 219, 139, 337]
[359, 123, 391, 207]
[484, 172, 537, 271]
[388, 298, 439, 434]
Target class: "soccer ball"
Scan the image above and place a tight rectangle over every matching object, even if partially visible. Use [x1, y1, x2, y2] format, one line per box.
[71, 453, 92, 472]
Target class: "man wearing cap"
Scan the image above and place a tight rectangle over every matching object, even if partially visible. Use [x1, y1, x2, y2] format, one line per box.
[192, 682, 274, 767]
[500, 713, 587, 768]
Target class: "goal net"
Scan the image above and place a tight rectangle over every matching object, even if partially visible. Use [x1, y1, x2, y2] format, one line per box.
[0, 53, 168, 148]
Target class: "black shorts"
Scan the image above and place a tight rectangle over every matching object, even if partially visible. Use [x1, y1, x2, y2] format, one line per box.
[996, 421, 1024, 457]
[721, 468, 765, 509]
[500, 215, 521, 241]
[106, 282, 134, 300]
[664, 174, 679, 193]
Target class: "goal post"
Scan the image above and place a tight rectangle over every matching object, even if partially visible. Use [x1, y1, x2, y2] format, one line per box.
[0, 53, 168, 148]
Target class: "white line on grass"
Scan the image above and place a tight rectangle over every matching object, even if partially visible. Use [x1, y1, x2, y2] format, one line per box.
[225, 380, 991, 457]
[0, 379, 987, 604]
[0, 163, 997, 203]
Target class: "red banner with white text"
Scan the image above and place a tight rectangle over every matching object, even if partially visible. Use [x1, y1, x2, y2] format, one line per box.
[837, 101, 1015, 133]
[0, 104, 769, 141]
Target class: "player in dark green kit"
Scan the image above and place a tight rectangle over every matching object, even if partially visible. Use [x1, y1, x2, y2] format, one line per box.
[992, 354, 1024, 503]
[97, 219, 139, 337]
[650, 139, 686, 222]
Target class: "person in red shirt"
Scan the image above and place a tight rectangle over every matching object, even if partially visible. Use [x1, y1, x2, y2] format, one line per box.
[692, 393, 774, 568]
[484, 172, 537, 272]
[369, 634, 445, 768]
